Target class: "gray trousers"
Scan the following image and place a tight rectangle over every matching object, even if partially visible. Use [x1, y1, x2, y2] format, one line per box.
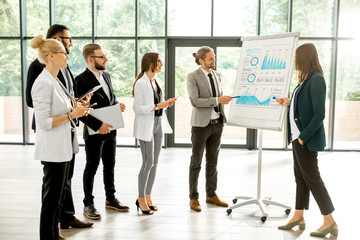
[138, 116, 163, 198]
[189, 122, 223, 199]
[292, 139, 335, 215]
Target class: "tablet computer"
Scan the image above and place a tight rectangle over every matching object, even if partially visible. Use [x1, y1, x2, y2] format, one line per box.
[77, 84, 102, 101]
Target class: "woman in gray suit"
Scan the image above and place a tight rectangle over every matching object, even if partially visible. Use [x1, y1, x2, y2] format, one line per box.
[277, 43, 337, 237]
[31, 35, 90, 240]
[132, 52, 176, 214]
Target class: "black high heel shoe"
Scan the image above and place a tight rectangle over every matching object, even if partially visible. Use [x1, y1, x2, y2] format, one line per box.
[148, 205, 158, 211]
[135, 199, 154, 215]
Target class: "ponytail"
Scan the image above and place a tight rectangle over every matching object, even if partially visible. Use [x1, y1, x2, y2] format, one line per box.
[192, 52, 201, 65]
[131, 71, 145, 96]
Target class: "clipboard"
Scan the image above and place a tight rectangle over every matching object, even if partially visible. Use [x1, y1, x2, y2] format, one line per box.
[87, 103, 124, 135]
[77, 84, 102, 101]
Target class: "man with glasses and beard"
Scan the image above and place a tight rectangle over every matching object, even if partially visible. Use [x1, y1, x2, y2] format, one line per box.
[74, 43, 129, 220]
[26, 24, 93, 239]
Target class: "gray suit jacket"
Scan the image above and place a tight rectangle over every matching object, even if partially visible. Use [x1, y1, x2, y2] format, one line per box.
[187, 67, 227, 127]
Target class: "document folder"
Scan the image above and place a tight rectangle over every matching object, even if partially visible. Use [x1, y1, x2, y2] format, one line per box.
[87, 103, 124, 135]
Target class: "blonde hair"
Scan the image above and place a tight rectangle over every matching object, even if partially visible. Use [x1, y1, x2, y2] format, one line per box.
[30, 35, 64, 64]
[132, 52, 159, 96]
[295, 43, 324, 83]
[192, 46, 214, 65]
[82, 43, 102, 62]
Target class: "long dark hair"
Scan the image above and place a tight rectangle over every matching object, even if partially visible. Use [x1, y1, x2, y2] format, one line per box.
[295, 43, 324, 83]
[132, 52, 159, 96]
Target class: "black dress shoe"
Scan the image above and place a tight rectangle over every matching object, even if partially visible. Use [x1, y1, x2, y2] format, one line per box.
[105, 198, 129, 212]
[83, 205, 101, 220]
[60, 217, 94, 229]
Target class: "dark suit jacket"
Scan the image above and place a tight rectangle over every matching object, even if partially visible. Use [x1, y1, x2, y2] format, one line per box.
[26, 58, 75, 130]
[74, 68, 119, 140]
[287, 72, 326, 151]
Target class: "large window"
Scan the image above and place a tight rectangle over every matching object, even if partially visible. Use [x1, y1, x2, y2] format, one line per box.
[168, 0, 211, 36]
[139, 0, 166, 36]
[55, 0, 92, 36]
[0, 40, 22, 142]
[292, 0, 334, 37]
[0, 0, 359, 150]
[26, 0, 49, 36]
[97, 0, 136, 36]
[260, 0, 288, 35]
[213, 0, 257, 36]
[334, 40, 360, 150]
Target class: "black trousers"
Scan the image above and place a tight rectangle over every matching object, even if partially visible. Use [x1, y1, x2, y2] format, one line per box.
[189, 122, 223, 199]
[59, 153, 76, 223]
[83, 134, 116, 206]
[40, 161, 70, 240]
[292, 140, 335, 215]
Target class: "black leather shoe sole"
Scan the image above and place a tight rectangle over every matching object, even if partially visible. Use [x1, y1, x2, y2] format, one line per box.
[60, 222, 94, 229]
[105, 205, 129, 212]
[83, 211, 101, 220]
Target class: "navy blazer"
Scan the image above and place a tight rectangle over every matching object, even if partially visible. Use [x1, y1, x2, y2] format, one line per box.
[74, 68, 119, 140]
[287, 72, 326, 151]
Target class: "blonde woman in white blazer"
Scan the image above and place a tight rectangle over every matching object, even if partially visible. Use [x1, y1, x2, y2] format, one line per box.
[132, 52, 176, 215]
[30, 35, 90, 240]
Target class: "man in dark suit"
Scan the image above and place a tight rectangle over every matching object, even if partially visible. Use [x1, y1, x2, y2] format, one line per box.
[75, 43, 129, 220]
[25, 24, 93, 236]
[186, 46, 232, 212]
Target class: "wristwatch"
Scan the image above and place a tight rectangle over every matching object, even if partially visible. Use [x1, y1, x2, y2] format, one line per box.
[154, 104, 159, 111]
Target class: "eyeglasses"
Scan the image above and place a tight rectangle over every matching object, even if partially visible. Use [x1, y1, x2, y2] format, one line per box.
[90, 55, 107, 59]
[59, 36, 72, 43]
[54, 52, 68, 56]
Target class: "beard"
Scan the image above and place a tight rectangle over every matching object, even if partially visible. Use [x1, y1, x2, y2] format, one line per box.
[95, 61, 106, 71]
[207, 62, 215, 70]
[61, 39, 70, 54]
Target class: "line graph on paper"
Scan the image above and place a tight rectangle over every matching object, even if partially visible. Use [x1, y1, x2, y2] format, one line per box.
[235, 86, 282, 107]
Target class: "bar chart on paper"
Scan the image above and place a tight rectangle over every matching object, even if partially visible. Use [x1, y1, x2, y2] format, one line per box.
[260, 55, 286, 70]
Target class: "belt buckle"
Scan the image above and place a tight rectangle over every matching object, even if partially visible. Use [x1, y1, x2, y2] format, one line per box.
[210, 119, 218, 124]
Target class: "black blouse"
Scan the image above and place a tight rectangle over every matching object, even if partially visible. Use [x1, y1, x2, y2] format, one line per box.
[151, 80, 163, 117]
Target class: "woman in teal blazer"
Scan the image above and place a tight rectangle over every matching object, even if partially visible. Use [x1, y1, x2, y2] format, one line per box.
[277, 43, 337, 237]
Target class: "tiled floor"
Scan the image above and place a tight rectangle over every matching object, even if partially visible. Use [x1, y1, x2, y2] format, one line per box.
[0, 145, 356, 239]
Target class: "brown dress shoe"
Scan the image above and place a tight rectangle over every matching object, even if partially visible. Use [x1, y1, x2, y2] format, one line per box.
[190, 199, 201, 212]
[206, 195, 228, 207]
[60, 217, 94, 229]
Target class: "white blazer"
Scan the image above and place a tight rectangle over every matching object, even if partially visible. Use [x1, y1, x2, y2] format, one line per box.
[31, 69, 74, 162]
[133, 73, 172, 142]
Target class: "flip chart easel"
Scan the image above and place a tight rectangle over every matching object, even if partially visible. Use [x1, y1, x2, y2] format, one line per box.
[226, 130, 291, 222]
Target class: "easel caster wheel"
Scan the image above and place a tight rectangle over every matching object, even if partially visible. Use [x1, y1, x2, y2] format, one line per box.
[226, 209, 232, 215]
[285, 209, 291, 215]
[232, 199, 237, 204]
[261, 216, 267, 222]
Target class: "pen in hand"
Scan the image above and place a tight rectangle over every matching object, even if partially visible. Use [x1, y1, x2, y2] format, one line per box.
[89, 103, 97, 108]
